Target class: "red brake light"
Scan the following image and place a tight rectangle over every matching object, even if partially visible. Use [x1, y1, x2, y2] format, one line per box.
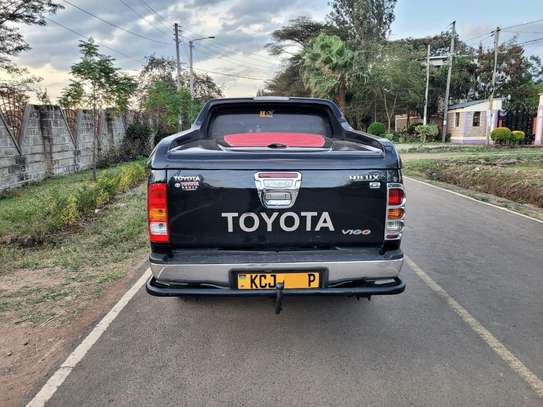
[388, 188, 405, 206]
[148, 183, 169, 243]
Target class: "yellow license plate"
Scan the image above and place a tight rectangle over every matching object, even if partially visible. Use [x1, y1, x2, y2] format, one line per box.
[237, 272, 320, 290]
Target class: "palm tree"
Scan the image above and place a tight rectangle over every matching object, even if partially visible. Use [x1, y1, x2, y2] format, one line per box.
[301, 33, 358, 111]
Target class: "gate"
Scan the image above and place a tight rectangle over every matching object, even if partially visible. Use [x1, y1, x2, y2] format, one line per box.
[499, 103, 537, 143]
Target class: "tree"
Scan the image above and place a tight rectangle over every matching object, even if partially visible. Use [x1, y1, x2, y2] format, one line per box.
[328, 0, 397, 45]
[301, 33, 359, 111]
[64, 39, 136, 180]
[0, 0, 63, 64]
[58, 80, 84, 110]
[475, 41, 543, 108]
[138, 55, 222, 135]
[370, 44, 425, 131]
[263, 17, 335, 97]
[144, 80, 194, 143]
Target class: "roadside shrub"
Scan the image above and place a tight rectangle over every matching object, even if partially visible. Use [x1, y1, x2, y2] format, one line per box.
[415, 124, 439, 143]
[512, 130, 525, 144]
[96, 172, 121, 206]
[118, 163, 146, 191]
[407, 122, 423, 135]
[367, 121, 386, 136]
[384, 132, 401, 142]
[122, 122, 153, 159]
[12, 162, 147, 241]
[490, 127, 512, 144]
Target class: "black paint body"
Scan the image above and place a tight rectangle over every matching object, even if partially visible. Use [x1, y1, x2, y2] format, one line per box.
[149, 97, 402, 251]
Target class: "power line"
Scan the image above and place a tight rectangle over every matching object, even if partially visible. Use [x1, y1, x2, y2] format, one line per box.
[138, 0, 169, 25]
[194, 68, 271, 81]
[188, 43, 273, 72]
[134, 0, 275, 67]
[63, 0, 170, 46]
[118, 0, 170, 37]
[501, 17, 543, 31]
[44, 16, 145, 64]
[518, 36, 543, 46]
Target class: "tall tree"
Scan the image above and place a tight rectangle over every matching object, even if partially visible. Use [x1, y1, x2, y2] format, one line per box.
[64, 39, 137, 180]
[370, 44, 425, 131]
[328, 0, 397, 45]
[0, 0, 63, 65]
[263, 17, 334, 96]
[138, 55, 222, 136]
[301, 33, 359, 111]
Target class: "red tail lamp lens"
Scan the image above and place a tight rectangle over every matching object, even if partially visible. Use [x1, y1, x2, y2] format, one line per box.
[388, 188, 405, 206]
[148, 183, 169, 243]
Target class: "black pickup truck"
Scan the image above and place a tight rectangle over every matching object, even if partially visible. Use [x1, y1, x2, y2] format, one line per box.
[146, 97, 406, 312]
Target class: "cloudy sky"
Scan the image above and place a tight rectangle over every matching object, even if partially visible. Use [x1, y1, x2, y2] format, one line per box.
[14, 0, 543, 101]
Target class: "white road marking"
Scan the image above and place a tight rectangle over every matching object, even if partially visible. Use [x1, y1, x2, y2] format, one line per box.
[405, 176, 543, 225]
[26, 268, 152, 407]
[406, 256, 543, 399]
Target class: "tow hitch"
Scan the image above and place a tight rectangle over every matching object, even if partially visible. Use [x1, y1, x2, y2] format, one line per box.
[274, 282, 284, 314]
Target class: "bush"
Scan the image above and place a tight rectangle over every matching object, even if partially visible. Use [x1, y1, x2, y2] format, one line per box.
[384, 132, 401, 142]
[512, 130, 525, 144]
[19, 162, 146, 240]
[407, 122, 423, 135]
[490, 127, 512, 144]
[367, 122, 386, 136]
[414, 124, 439, 143]
[123, 122, 153, 158]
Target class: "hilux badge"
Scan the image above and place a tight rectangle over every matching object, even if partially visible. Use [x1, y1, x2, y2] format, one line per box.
[349, 174, 380, 182]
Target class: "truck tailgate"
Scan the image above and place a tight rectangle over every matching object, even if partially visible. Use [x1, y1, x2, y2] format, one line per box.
[167, 169, 387, 249]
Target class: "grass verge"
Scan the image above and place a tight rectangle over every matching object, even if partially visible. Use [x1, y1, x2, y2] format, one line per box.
[0, 163, 149, 406]
[0, 183, 148, 324]
[403, 148, 543, 208]
[0, 161, 146, 244]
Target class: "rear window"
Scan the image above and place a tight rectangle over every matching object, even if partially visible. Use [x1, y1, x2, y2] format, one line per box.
[208, 107, 333, 139]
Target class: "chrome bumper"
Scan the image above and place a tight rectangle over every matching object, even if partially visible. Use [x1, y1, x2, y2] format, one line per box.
[150, 248, 403, 287]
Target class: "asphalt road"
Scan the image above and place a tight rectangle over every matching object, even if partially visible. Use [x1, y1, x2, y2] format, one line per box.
[35, 178, 543, 406]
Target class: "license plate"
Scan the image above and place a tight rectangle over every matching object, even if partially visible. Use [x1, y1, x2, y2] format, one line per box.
[237, 272, 320, 290]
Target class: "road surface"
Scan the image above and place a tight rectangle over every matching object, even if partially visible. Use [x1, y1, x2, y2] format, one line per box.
[30, 178, 543, 406]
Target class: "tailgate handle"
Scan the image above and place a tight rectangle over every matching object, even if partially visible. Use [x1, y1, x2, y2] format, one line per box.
[255, 172, 302, 209]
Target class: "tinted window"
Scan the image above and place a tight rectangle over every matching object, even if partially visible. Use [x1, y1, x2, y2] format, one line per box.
[209, 108, 332, 139]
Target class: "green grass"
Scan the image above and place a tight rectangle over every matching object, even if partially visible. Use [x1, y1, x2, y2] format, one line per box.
[0, 161, 146, 241]
[404, 149, 543, 208]
[0, 184, 148, 325]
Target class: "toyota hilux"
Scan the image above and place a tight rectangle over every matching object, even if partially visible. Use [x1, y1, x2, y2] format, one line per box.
[146, 97, 406, 312]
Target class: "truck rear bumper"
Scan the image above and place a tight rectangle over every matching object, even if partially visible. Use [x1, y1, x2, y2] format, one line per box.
[146, 276, 405, 297]
[149, 248, 404, 292]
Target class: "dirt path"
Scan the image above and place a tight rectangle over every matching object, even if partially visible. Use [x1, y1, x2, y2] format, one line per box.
[0, 257, 148, 407]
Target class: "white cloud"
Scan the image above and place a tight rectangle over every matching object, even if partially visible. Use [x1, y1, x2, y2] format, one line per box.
[12, 0, 328, 99]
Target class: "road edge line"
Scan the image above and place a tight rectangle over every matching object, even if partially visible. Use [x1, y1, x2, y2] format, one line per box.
[26, 268, 152, 407]
[406, 256, 543, 399]
[404, 176, 543, 225]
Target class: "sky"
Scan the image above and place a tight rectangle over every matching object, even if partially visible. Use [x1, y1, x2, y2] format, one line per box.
[12, 0, 543, 101]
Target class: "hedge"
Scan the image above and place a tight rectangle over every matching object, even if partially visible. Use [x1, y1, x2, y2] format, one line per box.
[490, 127, 512, 144]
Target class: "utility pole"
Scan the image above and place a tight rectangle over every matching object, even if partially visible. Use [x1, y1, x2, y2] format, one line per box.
[442, 20, 455, 142]
[174, 23, 181, 90]
[189, 40, 194, 98]
[487, 26, 501, 144]
[423, 43, 431, 126]
[174, 23, 183, 130]
[188, 36, 215, 99]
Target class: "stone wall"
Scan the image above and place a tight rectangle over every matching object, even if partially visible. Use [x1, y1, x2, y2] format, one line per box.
[0, 104, 129, 191]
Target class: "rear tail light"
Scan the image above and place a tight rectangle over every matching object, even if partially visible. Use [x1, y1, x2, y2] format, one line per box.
[148, 183, 169, 243]
[386, 184, 406, 240]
